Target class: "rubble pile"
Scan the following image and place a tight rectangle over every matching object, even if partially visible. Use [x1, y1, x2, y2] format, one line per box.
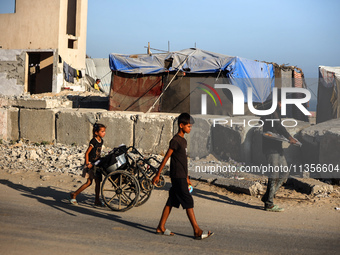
[0, 138, 244, 177]
[0, 139, 89, 175]
[0, 139, 166, 176]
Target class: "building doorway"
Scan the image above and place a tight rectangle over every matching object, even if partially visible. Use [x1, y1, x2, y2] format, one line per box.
[28, 52, 53, 94]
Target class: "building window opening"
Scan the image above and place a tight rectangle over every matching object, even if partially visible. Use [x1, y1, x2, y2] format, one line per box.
[66, 0, 77, 36]
[68, 39, 78, 49]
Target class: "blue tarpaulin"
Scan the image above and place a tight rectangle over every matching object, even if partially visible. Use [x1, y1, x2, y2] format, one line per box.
[109, 48, 275, 103]
[109, 48, 234, 74]
[109, 54, 168, 74]
[226, 57, 275, 102]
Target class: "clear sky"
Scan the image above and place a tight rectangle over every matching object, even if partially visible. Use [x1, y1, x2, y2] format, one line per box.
[1, 0, 339, 104]
[86, 0, 339, 77]
[86, 0, 340, 108]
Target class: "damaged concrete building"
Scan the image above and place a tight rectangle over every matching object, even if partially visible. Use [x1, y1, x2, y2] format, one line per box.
[0, 0, 88, 96]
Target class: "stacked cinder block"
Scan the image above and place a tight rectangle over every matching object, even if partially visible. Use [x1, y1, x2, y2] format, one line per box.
[0, 97, 19, 141]
[1, 96, 340, 172]
[134, 113, 177, 155]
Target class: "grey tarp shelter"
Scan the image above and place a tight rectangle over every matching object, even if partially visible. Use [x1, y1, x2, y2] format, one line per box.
[317, 66, 340, 123]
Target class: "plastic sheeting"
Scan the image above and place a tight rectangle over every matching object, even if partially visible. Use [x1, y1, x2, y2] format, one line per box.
[317, 66, 340, 123]
[166, 48, 234, 73]
[109, 48, 234, 74]
[109, 48, 275, 104]
[109, 54, 168, 74]
[226, 57, 274, 102]
[85, 58, 111, 95]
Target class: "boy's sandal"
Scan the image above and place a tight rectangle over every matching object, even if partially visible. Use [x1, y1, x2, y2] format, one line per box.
[69, 198, 78, 205]
[194, 230, 214, 240]
[156, 229, 175, 236]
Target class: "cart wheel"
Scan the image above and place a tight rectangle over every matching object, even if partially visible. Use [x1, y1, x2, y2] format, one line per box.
[154, 174, 166, 188]
[101, 170, 140, 212]
[130, 166, 153, 207]
[135, 177, 153, 207]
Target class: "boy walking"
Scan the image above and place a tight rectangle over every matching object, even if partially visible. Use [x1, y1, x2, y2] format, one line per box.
[152, 113, 213, 240]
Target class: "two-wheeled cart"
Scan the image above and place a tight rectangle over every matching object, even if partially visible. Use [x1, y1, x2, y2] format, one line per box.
[96, 145, 165, 212]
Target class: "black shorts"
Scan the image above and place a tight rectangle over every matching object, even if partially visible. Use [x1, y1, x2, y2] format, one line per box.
[166, 178, 194, 209]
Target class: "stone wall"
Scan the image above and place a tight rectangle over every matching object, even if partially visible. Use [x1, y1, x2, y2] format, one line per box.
[1, 97, 340, 170]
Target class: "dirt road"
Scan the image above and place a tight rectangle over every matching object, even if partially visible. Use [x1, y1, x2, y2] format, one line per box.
[1, 169, 339, 255]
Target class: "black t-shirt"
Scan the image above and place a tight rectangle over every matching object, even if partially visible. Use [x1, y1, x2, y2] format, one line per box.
[261, 109, 290, 154]
[88, 138, 103, 163]
[169, 134, 188, 179]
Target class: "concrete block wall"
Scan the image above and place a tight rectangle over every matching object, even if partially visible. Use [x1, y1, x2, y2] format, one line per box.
[0, 108, 7, 140]
[7, 107, 19, 141]
[296, 119, 340, 165]
[97, 111, 136, 149]
[1, 97, 340, 168]
[210, 116, 259, 163]
[14, 98, 73, 109]
[20, 109, 58, 143]
[252, 120, 311, 166]
[56, 109, 106, 146]
[134, 113, 177, 155]
[1, 99, 177, 155]
[319, 129, 340, 178]
[176, 115, 259, 163]
[0, 107, 19, 141]
[187, 116, 212, 159]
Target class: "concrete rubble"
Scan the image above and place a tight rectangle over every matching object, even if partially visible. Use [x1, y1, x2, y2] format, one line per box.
[286, 177, 334, 196]
[0, 140, 87, 176]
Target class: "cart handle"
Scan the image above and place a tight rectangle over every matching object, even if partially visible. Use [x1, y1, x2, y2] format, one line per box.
[126, 146, 144, 158]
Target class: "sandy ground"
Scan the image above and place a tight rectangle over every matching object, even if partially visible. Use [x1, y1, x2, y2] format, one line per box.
[3, 168, 340, 210]
[1, 168, 340, 254]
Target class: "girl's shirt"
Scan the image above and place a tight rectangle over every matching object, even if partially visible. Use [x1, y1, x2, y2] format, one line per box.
[89, 137, 104, 163]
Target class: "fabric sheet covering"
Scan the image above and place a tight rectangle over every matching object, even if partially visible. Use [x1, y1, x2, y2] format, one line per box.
[225, 57, 274, 103]
[109, 48, 274, 103]
[85, 58, 111, 95]
[109, 49, 234, 74]
[317, 66, 340, 123]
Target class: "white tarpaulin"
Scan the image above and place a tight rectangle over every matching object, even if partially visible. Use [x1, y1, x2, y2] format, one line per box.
[85, 58, 111, 95]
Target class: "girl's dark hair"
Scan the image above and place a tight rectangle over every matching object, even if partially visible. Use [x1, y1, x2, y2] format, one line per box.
[178, 113, 195, 127]
[93, 123, 106, 137]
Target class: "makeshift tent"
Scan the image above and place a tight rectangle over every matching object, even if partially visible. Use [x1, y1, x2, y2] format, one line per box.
[316, 66, 340, 123]
[85, 58, 111, 95]
[108, 48, 307, 118]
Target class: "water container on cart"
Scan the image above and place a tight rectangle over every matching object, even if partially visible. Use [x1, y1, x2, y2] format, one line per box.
[97, 144, 128, 173]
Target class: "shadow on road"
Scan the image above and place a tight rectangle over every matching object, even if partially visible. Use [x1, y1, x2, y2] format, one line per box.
[0, 179, 155, 234]
[156, 181, 263, 210]
[193, 188, 263, 210]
